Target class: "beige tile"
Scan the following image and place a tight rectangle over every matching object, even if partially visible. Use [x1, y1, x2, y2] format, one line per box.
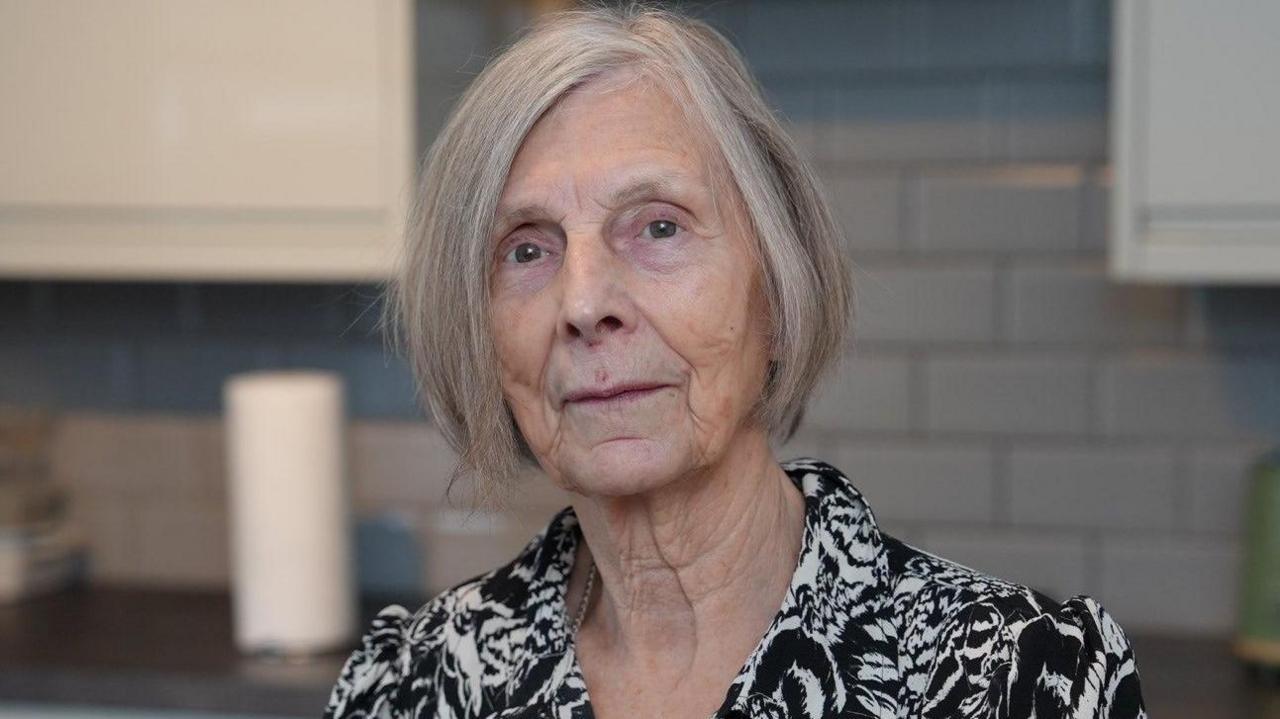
[65, 489, 141, 584]
[850, 261, 998, 345]
[132, 494, 230, 589]
[1007, 260, 1183, 345]
[1100, 355, 1280, 440]
[191, 416, 227, 501]
[822, 118, 998, 165]
[917, 166, 1083, 253]
[1099, 535, 1240, 635]
[350, 420, 458, 508]
[806, 353, 912, 433]
[1008, 444, 1178, 531]
[419, 507, 541, 596]
[52, 412, 216, 498]
[50, 413, 132, 492]
[503, 466, 574, 514]
[829, 439, 996, 523]
[815, 171, 903, 253]
[913, 527, 1091, 603]
[1189, 443, 1274, 535]
[926, 352, 1093, 436]
[775, 432, 828, 465]
[784, 121, 823, 165]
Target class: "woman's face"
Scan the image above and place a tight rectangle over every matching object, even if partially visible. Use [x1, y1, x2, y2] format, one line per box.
[488, 73, 772, 496]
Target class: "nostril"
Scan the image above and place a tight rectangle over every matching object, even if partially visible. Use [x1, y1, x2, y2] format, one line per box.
[563, 312, 623, 342]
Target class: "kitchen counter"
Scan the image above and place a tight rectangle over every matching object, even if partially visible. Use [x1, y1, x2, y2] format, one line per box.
[0, 586, 411, 717]
[1, 586, 1278, 716]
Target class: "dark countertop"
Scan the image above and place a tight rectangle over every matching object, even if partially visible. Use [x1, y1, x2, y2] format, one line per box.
[2, 586, 1280, 717]
[1131, 633, 1280, 718]
[0, 586, 410, 716]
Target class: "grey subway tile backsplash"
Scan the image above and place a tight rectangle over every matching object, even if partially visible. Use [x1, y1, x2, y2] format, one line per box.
[4, 0, 1277, 636]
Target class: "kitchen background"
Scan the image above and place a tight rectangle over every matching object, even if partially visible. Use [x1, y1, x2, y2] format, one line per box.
[2, 0, 1280, 712]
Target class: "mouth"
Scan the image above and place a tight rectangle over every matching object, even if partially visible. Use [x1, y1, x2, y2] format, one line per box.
[563, 383, 670, 406]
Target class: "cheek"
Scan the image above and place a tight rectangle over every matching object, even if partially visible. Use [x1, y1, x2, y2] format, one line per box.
[490, 295, 552, 400]
[652, 261, 770, 396]
[687, 295, 743, 358]
[675, 269, 761, 361]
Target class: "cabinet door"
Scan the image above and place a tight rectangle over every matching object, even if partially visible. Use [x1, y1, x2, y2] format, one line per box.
[1111, 0, 1280, 283]
[0, 0, 412, 280]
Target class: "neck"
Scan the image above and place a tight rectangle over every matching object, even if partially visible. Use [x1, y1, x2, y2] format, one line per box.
[569, 428, 805, 664]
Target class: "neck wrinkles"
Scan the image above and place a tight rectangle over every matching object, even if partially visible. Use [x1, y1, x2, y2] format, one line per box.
[506, 460, 839, 714]
[567, 438, 809, 660]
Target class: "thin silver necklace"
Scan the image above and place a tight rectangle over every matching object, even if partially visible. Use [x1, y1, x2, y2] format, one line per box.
[571, 557, 597, 638]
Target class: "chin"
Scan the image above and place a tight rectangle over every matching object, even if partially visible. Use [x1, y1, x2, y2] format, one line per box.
[561, 436, 693, 498]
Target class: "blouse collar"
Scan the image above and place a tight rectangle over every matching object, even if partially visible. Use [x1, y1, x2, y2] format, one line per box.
[499, 458, 895, 719]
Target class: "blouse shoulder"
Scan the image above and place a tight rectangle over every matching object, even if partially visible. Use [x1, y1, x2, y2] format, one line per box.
[322, 600, 439, 718]
[921, 591, 1147, 719]
[323, 602, 411, 718]
[322, 577, 488, 718]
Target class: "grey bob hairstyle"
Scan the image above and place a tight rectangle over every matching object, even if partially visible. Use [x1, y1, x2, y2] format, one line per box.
[388, 3, 853, 508]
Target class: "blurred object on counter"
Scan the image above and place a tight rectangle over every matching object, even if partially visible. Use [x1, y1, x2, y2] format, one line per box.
[0, 407, 86, 603]
[223, 371, 355, 660]
[1235, 446, 1280, 673]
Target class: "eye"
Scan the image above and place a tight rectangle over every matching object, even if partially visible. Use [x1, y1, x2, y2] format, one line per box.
[506, 241, 544, 264]
[643, 219, 680, 240]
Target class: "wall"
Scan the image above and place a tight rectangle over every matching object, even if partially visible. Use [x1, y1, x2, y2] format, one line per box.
[3, 0, 1280, 635]
[712, 0, 1280, 636]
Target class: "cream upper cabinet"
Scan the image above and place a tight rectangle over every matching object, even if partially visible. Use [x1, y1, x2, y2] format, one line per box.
[0, 0, 413, 281]
[1111, 0, 1280, 283]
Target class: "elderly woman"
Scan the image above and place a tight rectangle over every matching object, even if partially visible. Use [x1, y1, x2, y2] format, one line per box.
[326, 6, 1145, 719]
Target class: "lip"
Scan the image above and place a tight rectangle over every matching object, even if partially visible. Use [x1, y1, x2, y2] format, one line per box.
[563, 383, 669, 405]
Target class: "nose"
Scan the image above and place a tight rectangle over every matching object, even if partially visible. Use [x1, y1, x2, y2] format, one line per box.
[557, 234, 629, 345]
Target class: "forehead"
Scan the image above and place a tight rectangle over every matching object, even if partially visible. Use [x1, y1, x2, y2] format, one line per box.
[498, 71, 720, 208]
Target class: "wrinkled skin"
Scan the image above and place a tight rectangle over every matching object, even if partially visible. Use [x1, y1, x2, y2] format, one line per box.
[487, 70, 805, 718]
[488, 72, 773, 495]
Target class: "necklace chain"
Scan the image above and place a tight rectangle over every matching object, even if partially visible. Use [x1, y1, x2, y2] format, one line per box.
[571, 558, 596, 637]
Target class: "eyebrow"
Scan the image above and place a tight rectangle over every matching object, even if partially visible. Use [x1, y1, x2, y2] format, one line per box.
[605, 177, 685, 210]
[492, 175, 695, 235]
[492, 205, 549, 234]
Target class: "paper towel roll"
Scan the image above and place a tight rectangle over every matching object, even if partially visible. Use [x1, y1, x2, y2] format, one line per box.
[223, 370, 355, 657]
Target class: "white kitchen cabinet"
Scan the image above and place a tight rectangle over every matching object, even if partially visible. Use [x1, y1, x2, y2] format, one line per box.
[0, 0, 413, 281]
[1110, 0, 1280, 283]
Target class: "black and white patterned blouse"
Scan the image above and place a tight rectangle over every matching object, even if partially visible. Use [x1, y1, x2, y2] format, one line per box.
[325, 458, 1147, 718]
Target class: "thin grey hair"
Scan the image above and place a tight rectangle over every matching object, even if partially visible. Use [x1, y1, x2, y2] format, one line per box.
[385, 2, 853, 510]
